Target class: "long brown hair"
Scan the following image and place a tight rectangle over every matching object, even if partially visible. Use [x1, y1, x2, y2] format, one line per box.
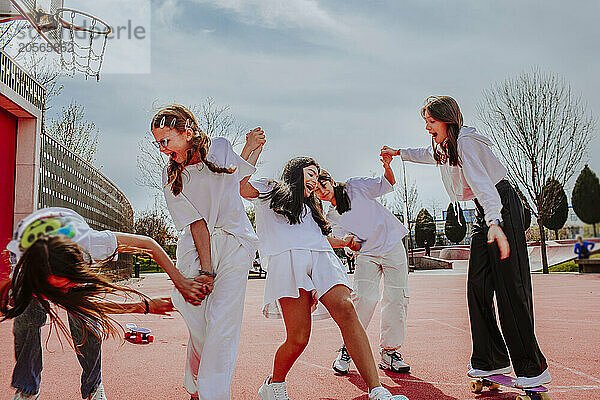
[318, 170, 351, 214]
[421, 96, 463, 166]
[260, 157, 331, 236]
[151, 104, 235, 196]
[0, 235, 144, 341]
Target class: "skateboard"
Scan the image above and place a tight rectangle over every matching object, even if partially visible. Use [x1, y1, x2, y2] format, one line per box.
[469, 374, 550, 400]
[125, 323, 154, 344]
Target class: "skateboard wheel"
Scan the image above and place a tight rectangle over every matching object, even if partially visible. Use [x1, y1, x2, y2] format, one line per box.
[148, 335, 154, 342]
[515, 396, 530, 400]
[470, 380, 483, 393]
[488, 382, 500, 390]
[538, 393, 550, 400]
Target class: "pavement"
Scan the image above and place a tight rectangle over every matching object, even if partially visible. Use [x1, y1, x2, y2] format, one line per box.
[1, 267, 599, 400]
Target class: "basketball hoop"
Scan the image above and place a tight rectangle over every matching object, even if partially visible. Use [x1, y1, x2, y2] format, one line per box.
[56, 8, 111, 81]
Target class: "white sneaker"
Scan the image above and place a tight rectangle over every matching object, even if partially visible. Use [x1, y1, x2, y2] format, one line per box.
[379, 349, 410, 373]
[88, 382, 107, 400]
[467, 363, 512, 378]
[515, 368, 551, 388]
[368, 386, 409, 400]
[332, 345, 352, 374]
[11, 391, 39, 400]
[258, 376, 291, 400]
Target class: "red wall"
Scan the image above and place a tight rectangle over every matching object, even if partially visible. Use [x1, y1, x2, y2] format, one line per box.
[0, 108, 17, 280]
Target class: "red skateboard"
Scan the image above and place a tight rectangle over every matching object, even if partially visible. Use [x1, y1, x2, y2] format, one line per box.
[125, 323, 154, 344]
[470, 374, 549, 400]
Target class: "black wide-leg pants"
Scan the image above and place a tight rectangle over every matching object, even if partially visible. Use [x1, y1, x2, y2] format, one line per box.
[468, 180, 547, 377]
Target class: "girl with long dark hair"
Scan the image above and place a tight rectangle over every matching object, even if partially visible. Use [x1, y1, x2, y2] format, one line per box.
[241, 157, 408, 400]
[151, 104, 264, 400]
[314, 153, 411, 376]
[2, 207, 190, 400]
[382, 96, 550, 388]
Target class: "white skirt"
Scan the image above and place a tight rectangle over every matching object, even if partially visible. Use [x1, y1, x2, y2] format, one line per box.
[262, 249, 352, 320]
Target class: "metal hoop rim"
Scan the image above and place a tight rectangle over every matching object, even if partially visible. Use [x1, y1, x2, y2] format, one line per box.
[56, 7, 111, 35]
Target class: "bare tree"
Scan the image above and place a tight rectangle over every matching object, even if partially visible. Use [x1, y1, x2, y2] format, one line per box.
[426, 197, 442, 222]
[476, 68, 596, 273]
[46, 101, 99, 164]
[137, 97, 248, 194]
[134, 199, 176, 248]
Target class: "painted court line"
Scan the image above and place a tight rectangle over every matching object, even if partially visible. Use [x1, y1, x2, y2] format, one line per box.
[548, 360, 600, 384]
[411, 318, 470, 333]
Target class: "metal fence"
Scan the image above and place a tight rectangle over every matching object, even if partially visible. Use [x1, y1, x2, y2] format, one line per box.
[38, 132, 135, 279]
[0, 50, 45, 110]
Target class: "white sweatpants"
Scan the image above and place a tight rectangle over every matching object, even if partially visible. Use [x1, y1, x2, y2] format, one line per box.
[171, 231, 253, 400]
[353, 239, 409, 350]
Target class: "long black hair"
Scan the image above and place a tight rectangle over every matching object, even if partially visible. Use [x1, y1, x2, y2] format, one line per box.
[0, 235, 144, 341]
[260, 157, 331, 235]
[318, 170, 351, 214]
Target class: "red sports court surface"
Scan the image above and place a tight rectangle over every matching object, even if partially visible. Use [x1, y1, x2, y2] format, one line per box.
[1, 267, 599, 400]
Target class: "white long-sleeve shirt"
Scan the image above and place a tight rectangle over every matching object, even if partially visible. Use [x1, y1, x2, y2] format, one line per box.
[400, 126, 507, 226]
[326, 176, 409, 256]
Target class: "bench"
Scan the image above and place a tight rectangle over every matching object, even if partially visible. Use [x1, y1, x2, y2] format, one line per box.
[575, 258, 600, 273]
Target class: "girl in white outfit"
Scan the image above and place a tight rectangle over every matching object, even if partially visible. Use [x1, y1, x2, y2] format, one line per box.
[241, 157, 408, 400]
[151, 104, 264, 400]
[315, 152, 410, 375]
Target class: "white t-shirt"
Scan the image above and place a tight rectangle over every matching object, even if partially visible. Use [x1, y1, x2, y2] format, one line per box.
[326, 176, 409, 256]
[249, 178, 333, 257]
[163, 137, 259, 265]
[6, 207, 117, 268]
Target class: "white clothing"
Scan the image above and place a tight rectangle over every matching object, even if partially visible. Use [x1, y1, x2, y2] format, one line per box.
[262, 249, 351, 320]
[172, 230, 253, 400]
[248, 178, 331, 257]
[400, 126, 507, 226]
[353, 239, 409, 350]
[7, 207, 117, 268]
[326, 176, 409, 256]
[163, 137, 259, 264]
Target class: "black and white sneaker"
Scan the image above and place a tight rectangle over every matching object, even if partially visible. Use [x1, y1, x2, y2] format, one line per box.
[332, 345, 352, 374]
[379, 349, 410, 373]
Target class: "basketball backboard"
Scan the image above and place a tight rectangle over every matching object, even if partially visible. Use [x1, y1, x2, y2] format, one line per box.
[0, 0, 63, 51]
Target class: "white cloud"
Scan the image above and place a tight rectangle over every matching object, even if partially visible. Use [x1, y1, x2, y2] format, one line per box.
[192, 0, 346, 33]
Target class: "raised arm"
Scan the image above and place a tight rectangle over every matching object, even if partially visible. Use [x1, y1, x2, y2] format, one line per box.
[240, 127, 266, 165]
[381, 152, 396, 186]
[113, 232, 205, 305]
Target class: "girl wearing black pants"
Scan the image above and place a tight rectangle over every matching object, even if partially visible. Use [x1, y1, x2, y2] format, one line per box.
[381, 96, 549, 388]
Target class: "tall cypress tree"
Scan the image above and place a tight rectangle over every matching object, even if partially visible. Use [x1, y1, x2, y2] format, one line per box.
[572, 165, 600, 237]
[444, 203, 467, 244]
[541, 179, 568, 239]
[415, 208, 436, 248]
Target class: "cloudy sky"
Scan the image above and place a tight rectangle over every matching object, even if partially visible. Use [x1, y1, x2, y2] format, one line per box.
[41, 0, 600, 217]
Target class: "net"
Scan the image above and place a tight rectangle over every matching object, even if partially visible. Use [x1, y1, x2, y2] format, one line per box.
[56, 8, 110, 81]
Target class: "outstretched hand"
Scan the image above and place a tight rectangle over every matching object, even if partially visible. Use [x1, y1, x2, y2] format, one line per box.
[147, 296, 174, 315]
[246, 127, 266, 152]
[488, 224, 510, 259]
